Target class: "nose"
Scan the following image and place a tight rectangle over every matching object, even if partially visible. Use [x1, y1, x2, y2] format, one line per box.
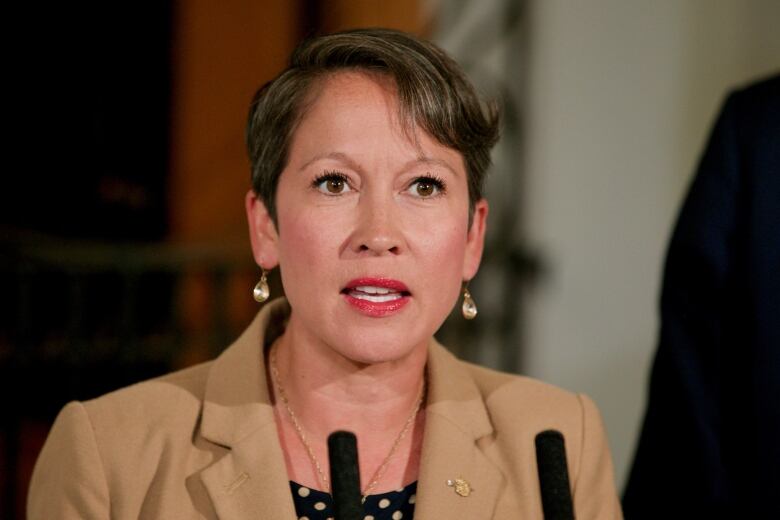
[348, 197, 404, 256]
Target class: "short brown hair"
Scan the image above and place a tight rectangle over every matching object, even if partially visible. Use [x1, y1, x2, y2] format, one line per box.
[246, 28, 500, 222]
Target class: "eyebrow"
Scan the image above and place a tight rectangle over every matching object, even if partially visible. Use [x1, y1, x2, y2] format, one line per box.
[299, 152, 364, 174]
[299, 151, 460, 176]
[404, 155, 460, 176]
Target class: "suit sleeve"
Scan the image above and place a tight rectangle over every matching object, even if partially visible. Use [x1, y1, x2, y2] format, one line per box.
[623, 76, 780, 518]
[27, 401, 110, 519]
[622, 92, 742, 518]
[572, 394, 623, 520]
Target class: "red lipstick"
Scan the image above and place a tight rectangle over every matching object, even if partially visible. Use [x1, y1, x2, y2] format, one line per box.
[342, 277, 411, 317]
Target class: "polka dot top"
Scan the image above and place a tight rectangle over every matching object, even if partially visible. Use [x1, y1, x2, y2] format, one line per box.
[290, 480, 417, 520]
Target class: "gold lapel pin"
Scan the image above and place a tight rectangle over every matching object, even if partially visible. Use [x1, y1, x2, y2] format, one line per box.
[446, 477, 472, 497]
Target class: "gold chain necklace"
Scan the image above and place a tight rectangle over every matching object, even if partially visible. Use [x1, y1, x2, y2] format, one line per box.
[268, 342, 425, 502]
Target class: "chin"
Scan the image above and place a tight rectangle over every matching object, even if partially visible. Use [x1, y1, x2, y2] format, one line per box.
[334, 328, 426, 366]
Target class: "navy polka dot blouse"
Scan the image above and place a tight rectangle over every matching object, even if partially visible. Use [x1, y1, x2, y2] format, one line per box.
[290, 480, 417, 519]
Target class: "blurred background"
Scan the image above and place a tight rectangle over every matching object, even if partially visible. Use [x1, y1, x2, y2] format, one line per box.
[1, 1, 778, 517]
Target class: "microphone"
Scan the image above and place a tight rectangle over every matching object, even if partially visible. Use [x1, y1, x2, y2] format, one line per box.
[535, 430, 575, 520]
[328, 431, 362, 520]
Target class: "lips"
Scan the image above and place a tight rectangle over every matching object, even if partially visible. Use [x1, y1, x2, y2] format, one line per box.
[341, 277, 411, 317]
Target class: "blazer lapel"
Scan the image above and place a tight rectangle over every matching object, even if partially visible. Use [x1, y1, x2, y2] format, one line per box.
[199, 422, 296, 520]
[198, 300, 297, 519]
[414, 341, 507, 520]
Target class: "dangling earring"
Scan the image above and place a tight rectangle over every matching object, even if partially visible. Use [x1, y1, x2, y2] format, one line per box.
[461, 283, 477, 320]
[253, 268, 270, 303]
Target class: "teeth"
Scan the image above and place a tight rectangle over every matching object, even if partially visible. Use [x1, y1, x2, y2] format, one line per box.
[354, 285, 395, 295]
[349, 291, 403, 303]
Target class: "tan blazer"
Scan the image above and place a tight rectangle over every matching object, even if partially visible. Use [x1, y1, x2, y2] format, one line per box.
[28, 299, 623, 519]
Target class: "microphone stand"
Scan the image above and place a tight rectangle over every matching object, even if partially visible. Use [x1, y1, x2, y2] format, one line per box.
[328, 431, 363, 520]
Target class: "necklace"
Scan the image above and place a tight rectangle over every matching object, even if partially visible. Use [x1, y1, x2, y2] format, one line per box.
[268, 342, 426, 501]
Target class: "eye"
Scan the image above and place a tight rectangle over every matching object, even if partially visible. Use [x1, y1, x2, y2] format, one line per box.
[408, 175, 445, 198]
[313, 172, 351, 195]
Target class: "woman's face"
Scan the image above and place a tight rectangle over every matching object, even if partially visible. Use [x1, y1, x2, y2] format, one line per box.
[247, 71, 487, 365]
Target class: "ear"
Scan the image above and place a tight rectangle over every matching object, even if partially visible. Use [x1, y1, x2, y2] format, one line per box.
[462, 198, 489, 281]
[245, 189, 280, 269]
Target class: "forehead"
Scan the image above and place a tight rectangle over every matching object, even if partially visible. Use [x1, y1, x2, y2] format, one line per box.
[311, 70, 397, 104]
[299, 71, 401, 134]
[289, 71, 464, 171]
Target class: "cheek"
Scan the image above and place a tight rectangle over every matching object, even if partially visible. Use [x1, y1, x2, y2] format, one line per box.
[420, 199, 469, 252]
[410, 217, 469, 292]
[277, 208, 341, 275]
[427, 227, 467, 265]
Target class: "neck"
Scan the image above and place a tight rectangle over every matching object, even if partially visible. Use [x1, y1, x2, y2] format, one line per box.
[267, 313, 428, 493]
[270, 322, 428, 436]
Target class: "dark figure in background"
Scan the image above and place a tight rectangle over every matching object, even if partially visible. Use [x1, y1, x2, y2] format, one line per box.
[623, 74, 779, 518]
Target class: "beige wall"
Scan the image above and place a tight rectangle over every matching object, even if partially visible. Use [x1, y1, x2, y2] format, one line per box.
[522, 0, 780, 487]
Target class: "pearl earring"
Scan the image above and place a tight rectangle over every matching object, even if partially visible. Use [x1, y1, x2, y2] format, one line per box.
[462, 284, 477, 320]
[253, 268, 270, 303]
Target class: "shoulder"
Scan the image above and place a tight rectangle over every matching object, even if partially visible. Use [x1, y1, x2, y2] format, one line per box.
[452, 358, 606, 450]
[51, 360, 214, 455]
[460, 360, 607, 463]
[429, 343, 597, 432]
[28, 361, 216, 518]
[84, 362, 212, 415]
[460, 360, 584, 415]
[729, 73, 780, 113]
[456, 360, 620, 515]
[723, 74, 780, 145]
[81, 360, 212, 428]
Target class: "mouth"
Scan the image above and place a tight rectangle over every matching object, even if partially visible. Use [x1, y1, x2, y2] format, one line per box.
[341, 277, 411, 316]
[342, 278, 411, 300]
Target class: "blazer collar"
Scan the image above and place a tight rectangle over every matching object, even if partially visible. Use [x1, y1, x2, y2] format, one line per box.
[199, 298, 297, 519]
[200, 298, 290, 447]
[415, 340, 506, 519]
[198, 299, 505, 519]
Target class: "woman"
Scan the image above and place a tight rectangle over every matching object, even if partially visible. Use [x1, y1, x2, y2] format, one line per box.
[29, 29, 622, 519]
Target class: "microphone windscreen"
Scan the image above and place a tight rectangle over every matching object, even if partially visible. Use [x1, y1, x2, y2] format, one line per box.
[535, 430, 575, 520]
[328, 431, 362, 520]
